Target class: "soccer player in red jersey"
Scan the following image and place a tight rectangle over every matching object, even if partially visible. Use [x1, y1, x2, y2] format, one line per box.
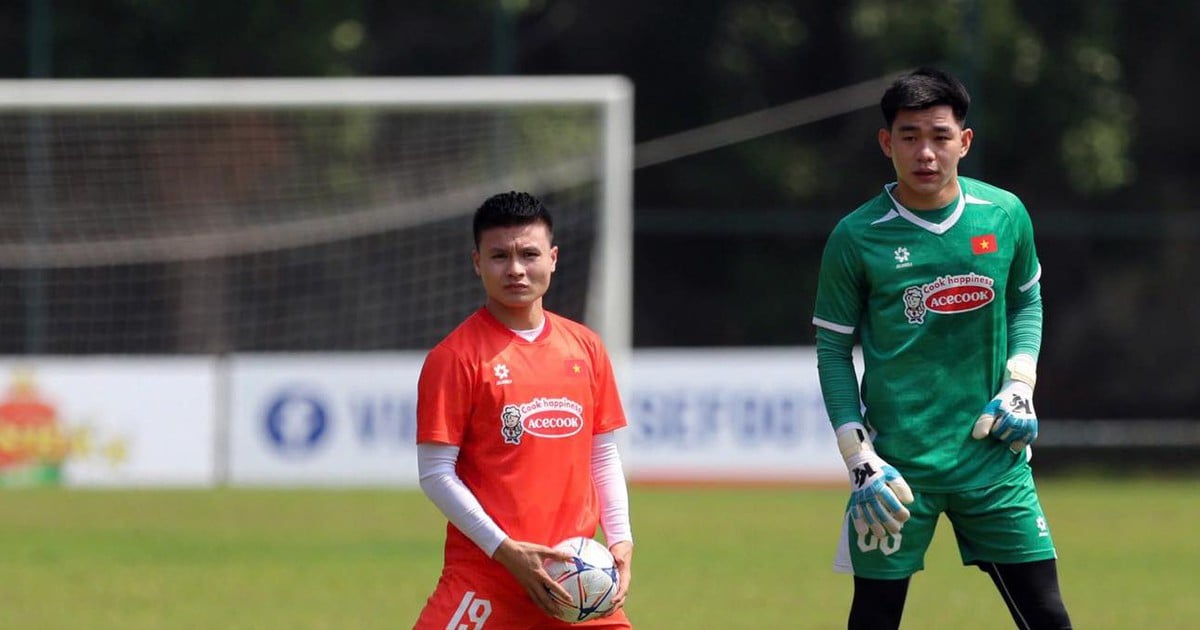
[413, 191, 634, 629]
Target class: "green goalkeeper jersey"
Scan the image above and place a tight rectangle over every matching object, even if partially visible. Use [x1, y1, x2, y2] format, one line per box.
[813, 177, 1042, 491]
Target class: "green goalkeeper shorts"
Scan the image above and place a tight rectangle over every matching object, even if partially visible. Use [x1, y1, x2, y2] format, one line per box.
[833, 465, 1058, 579]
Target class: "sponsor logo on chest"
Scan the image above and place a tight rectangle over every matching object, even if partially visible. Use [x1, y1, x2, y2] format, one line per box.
[903, 272, 995, 325]
[500, 396, 585, 445]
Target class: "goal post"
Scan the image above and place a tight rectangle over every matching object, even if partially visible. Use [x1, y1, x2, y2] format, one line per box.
[0, 77, 633, 358]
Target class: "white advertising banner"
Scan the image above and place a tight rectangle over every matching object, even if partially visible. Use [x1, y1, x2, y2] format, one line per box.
[227, 353, 424, 485]
[624, 348, 844, 483]
[0, 358, 216, 487]
[226, 348, 845, 486]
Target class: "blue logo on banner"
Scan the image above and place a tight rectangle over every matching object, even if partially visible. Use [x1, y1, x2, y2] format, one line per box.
[628, 388, 827, 449]
[264, 391, 329, 455]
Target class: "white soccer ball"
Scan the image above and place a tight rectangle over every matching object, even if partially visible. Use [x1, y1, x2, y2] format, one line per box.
[543, 536, 620, 624]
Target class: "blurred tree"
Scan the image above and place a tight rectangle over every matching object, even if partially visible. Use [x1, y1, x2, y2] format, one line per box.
[0, 0, 1197, 417]
[8, 0, 365, 78]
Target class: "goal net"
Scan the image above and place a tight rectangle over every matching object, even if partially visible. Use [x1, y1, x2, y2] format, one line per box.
[0, 77, 632, 355]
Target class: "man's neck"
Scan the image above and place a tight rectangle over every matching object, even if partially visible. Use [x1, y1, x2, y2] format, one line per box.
[894, 180, 961, 211]
[485, 300, 544, 331]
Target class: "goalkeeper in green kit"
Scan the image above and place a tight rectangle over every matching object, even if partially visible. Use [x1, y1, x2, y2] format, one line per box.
[813, 67, 1072, 629]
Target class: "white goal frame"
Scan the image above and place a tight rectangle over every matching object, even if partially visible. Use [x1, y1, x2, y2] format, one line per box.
[0, 76, 634, 357]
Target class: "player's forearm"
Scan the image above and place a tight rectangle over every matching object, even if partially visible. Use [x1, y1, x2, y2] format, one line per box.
[591, 431, 633, 546]
[1007, 283, 1043, 360]
[816, 327, 864, 428]
[417, 442, 509, 556]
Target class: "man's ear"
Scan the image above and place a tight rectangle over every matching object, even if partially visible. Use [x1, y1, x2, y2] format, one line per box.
[471, 249, 481, 277]
[878, 128, 893, 158]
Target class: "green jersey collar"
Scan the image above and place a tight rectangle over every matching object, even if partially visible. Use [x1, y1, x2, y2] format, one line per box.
[882, 181, 963, 235]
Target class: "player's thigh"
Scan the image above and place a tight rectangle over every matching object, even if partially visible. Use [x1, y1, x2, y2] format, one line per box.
[834, 491, 945, 580]
[946, 466, 1059, 566]
[413, 566, 633, 630]
[413, 564, 531, 630]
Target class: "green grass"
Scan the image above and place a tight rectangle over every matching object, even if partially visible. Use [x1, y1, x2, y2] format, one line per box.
[0, 477, 1196, 628]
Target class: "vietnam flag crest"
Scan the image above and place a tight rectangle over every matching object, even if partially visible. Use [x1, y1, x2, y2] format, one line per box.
[564, 359, 587, 377]
[971, 233, 998, 255]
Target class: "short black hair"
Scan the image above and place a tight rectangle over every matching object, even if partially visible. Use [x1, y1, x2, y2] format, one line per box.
[880, 67, 971, 129]
[472, 191, 554, 248]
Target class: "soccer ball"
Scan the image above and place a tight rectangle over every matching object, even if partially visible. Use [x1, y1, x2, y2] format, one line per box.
[543, 536, 620, 623]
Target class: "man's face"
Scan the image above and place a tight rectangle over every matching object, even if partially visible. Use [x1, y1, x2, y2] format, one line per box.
[472, 222, 557, 312]
[878, 104, 973, 209]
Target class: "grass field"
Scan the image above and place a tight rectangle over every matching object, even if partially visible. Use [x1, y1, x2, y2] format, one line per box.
[1, 477, 1196, 629]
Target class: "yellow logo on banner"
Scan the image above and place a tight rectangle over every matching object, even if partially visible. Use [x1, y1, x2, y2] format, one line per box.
[0, 369, 129, 487]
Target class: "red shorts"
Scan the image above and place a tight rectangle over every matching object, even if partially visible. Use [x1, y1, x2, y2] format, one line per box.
[414, 562, 632, 630]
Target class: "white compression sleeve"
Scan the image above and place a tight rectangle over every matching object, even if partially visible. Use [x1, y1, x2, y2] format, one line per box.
[417, 442, 508, 557]
[592, 431, 633, 546]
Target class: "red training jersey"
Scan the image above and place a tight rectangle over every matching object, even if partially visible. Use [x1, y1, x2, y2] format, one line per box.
[417, 308, 628, 572]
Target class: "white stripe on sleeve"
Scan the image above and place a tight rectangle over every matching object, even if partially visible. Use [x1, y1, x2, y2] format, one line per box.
[813, 316, 855, 335]
[1018, 264, 1042, 293]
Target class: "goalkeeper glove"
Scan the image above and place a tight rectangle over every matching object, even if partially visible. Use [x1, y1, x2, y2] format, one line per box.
[837, 422, 914, 539]
[973, 355, 1038, 453]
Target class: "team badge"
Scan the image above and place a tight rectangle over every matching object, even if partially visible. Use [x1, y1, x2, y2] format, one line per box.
[971, 234, 998, 255]
[904, 273, 996, 325]
[564, 358, 587, 376]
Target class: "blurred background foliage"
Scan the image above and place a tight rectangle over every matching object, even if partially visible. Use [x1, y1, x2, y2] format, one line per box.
[1, 0, 1197, 418]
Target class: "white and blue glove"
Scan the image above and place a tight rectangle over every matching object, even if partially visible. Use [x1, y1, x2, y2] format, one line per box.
[973, 355, 1038, 453]
[837, 422, 914, 539]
